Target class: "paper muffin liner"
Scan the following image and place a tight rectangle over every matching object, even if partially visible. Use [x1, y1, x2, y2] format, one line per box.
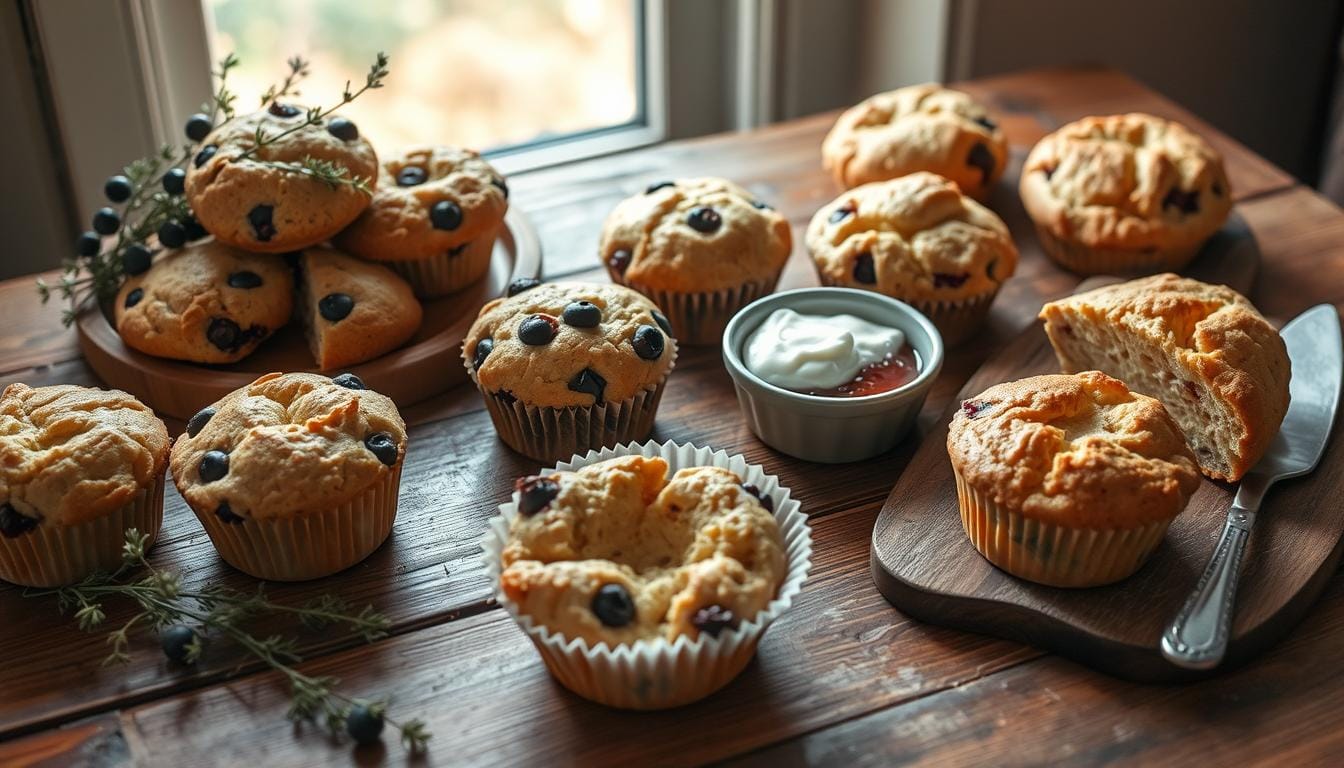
[616, 274, 781, 346]
[0, 474, 165, 588]
[953, 467, 1171, 588]
[816, 274, 998, 347]
[481, 440, 813, 709]
[1032, 223, 1201, 276]
[191, 464, 402, 582]
[385, 228, 498, 299]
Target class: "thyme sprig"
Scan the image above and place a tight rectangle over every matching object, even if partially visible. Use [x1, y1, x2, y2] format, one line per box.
[26, 529, 429, 753]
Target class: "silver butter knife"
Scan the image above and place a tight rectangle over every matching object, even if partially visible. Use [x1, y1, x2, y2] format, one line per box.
[1162, 304, 1343, 670]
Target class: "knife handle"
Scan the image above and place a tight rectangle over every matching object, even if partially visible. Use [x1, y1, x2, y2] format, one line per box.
[1161, 503, 1256, 670]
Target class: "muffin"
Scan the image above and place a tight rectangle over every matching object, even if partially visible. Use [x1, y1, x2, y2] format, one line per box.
[170, 372, 406, 581]
[947, 372, 1201, 587]
[463, 282, 677, 463]
[0, 384, 169, 587]
[599, 177, 791, 345]
[114, 240, 294, 364]
[185, 104, 378, 253]
[297, 247, 423, 370]
[1020, 113, 1232, 275]
[1040, 274, 1290, 481]
[806, 172, 1018, 345]
[821, 84, 1008, 200]
[336, 146, 509, 298]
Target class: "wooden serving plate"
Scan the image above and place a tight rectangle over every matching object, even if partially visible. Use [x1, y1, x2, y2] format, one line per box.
[75, 208, 541, 420]
[872, 223, 1344, 682]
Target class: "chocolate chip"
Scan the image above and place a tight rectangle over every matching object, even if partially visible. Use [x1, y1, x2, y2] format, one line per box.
[518, 314, 558, 345]
[631, 325, 664, 360]
[645, 180, 674, 194]
[740, 483, 774, 513]
[331, 373, 365, 390]
[227, 271, 263, 289]
[829, 204, 855, 225]
[973, 115, 997, 131]
[967, 142, 995, 184]
[568, 367, 606, 404]
[515, 476, 560, 516]
[961, 400, 991, 419]
[591, 583, 636, 627]
[492, 177, 509, 198]
[194, 144, 218, 168]
[247, 204, 276, 242]
[562, 301, 602, 328]
[691, 604, 737, 637]
[506, 277, 541, 297]
[215, 501, 244, 525]
[396, 166, 427, 187]
[326, 117, 358, 141]
[430, 200, 463, 231]
[198, 450, 229, 483]
[687, 206, 722, 233]
[607, 249, 632, 277]
[1162, 188, 1200, 214]
[651, 310, 673, 336]
[319, 293, 354, 322]
[473, 337, 494, 370]
[933, 272, 970, 289]
[853, 252, 876, 284]
[365, 432, 399, 466]
[268, 102, 300, 118]
[124, 287, 144, 308]
[0, 503, 38, 538]
[186, 406, 215, 437]
[207, 317, 242, 351]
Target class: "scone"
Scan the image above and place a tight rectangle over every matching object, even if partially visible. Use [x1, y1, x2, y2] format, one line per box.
[599, 177, 791, 345]
[336, 146, 508, 298]
[821, 84, 1008, 200]
[1040, 274, 1290, 481]
[463, 282, 677, 462]
[806, 172, 1018, 344]
[170, 372, 406, 581]
[1020, 113, 1232, 275]
[185, 104, 378, 252]
[0, 384, 169, 587]
[298, 247, 423, 370]
[114, 241, 294, 364]
[947, 372, 1200, 587]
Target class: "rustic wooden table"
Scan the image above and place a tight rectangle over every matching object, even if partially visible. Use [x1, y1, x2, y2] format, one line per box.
[2, 67, 1342, 767]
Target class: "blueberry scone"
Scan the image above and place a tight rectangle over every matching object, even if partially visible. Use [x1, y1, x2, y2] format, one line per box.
[298, 247, 423, 371]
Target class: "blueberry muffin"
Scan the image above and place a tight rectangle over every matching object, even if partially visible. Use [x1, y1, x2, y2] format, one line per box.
[599, 177, 791, 345]
[1040, 274, 1290, 481]
[185, 103, 378, 253]
[463, 282, 677, 463]
[114, 240, 294, 364]
[298, 247, 423, 370]
[947, 372, 1200, 587]
[170, 372, 406, 581]
[806, 172, 1018, 345]
[336, 146, 508, 298]
[1020, 113, 1233, 275]
[0, 384, 169, 587]
[821, 84, 1007, 200]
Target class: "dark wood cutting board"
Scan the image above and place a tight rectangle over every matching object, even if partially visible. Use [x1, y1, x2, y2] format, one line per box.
[871, 217, 1344, 682]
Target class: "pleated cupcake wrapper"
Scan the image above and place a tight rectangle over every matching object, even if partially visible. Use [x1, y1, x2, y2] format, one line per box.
[953, 468, 1171, 588]
[1032, 223, 1201, 277]
[191, 464, 402, 582]
[617, 275, 781, 346]
[0, 475, 165, 588]
[481, 440, 813, 709]
[386, 231, 498, 299]
[816, 275, 998, 347]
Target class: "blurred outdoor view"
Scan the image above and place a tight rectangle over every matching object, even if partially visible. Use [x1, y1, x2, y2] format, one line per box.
[205, 0, 641, 155]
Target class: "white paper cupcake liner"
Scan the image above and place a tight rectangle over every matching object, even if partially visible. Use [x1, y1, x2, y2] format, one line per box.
[386, 229, 498, 299]
[619, 276, 780, 346]
[481, 440, 813, 709]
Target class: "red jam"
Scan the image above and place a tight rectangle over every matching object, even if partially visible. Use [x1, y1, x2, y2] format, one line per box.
[796, 344, 920, 398]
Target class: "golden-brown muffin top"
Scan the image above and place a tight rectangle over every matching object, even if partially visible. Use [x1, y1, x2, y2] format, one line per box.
[169, 372, 406, 522]
[0, 384, 169, 526]
[499, 454, 786, 646]
[947, 372, 1200, 528]
[806, 172, 1018, 300]
[1019, 113, 1232, 250]
[463, 282, 677, 408]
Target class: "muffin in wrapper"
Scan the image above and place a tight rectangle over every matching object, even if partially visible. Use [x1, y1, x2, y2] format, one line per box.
[481, 440, 812, 709]
[817, 272, 998, 347]
[478, 382, 670, 466]
[1032, 223, 1202, 277]
[614, 275, 781, 347]
[385, 225, 499, 299]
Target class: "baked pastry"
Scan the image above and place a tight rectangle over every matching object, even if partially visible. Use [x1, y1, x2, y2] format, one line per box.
[170, 372, 406, 581]
[0, 384, 169, 587]
[947, 372, 1200, 587]
[463, 282, 677, 462]
[298, 247, 423, 370]
[821, 84, 1007, 200]
[1020, 113, 1232, 275]
[599, 177, 791, 345]
[1040, 274, 1290, 481]
[499, 454, 786, 645]
[806, 172, 1018, 345]
[336, 146, 508, 298]
[114, 240, 294, 364]
[185, 103, 378, 252]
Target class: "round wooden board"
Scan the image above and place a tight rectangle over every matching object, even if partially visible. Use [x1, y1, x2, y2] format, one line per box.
[76, 208, 541, 420]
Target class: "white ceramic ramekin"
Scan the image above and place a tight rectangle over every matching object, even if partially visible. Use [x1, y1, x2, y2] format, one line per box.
[722, 287, 944, 463]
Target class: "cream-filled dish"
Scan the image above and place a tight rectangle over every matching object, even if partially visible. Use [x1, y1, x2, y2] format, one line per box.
[744, 308, 920, 397]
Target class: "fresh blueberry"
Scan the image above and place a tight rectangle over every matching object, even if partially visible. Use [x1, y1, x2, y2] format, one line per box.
[92, 207, 121, 235]
[396, 166, 427, 187]
[591, 583, 636, 627]
[186, 406, 215, 437]
[124, 287, 144, 309]
[122, 244, 152, 276]
[518, 314, 558, 345]
[331, 373, 365, 390]
[691, 604, 737, 637]
[182, 215, 209, 241]
[160, 625, 198, 664]
[651, 310, 673, 337]
[215, 501, 244, 524]
[206, 317, 242, 351]
[104, 175, 132, 203]
[76, 231, 101, 258]
[562, 301, 601, 328]
[0, 503, 38, 538]
[162, 168, 186, 195]
[226, 271, 262, 289]
[198, 450, 229, 482]
[687, 206, 722, 233]
[568, 367, 606, 404]
[364, 432, 398, 466]
[194, 144, 218, 168]
[345, 704, 385, 746]
[267, 102, 300, 118]
[184, 113, 213, 142]
[326, 117, 359, 141]
[157, 220, 186, 249]
[319, 293, 355, 322]
[516, 476, 560, 516]
[631, 325, 664, 360]
[472, 337, 494, 370]
[430, 200, 463, 231]
[506, 277, 542, 297]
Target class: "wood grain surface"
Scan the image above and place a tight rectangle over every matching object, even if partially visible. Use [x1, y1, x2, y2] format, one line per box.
[1, 68, 1337, 767]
